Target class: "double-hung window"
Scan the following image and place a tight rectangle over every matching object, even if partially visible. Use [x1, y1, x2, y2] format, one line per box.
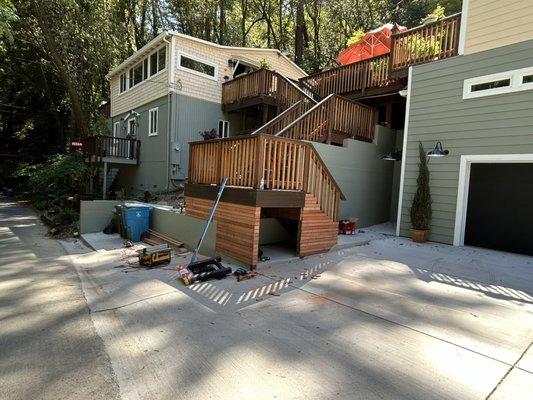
[149, 108, 158, 136]
[218, 120, 229, 138]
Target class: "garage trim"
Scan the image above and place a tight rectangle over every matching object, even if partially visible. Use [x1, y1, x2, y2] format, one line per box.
[453, 154, 533, 246]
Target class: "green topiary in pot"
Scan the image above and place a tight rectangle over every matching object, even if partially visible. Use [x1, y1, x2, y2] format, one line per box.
[410, 141, 432, 242]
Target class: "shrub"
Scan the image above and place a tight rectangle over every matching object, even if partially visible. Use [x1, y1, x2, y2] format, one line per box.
[51, 208, 79, 226]
[14, 153, 91, 211]
[200, 129, 218, 140]
[410, 142, 431, 230]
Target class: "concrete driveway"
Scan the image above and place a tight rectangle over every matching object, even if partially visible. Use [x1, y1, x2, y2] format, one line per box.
[64, 228, 533, 399]
[0, 199, 119, 399]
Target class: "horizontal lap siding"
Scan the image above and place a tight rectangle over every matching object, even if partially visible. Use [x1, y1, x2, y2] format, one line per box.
[465, 0, 533, 55]
[400, 39, 533, 244]
[185, 196, 260, 266]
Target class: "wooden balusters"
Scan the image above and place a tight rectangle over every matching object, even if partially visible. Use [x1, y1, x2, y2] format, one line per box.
[390, 13, 461, 72]
[188, 134, 344, 221]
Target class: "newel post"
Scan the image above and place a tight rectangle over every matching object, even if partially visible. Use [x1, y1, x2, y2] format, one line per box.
[254, 135, 266, 189]
[388, 23, 400, 75]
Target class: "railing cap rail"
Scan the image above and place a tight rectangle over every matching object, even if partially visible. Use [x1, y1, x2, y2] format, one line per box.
[391, 13, 461, 39]
[300, 53, 390, 81]
[222, 67, 275, 85]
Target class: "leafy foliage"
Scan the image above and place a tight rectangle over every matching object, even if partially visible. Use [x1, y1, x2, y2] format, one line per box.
[0, 0, 17, 43]
[346, 28, 365, 47]
[410, 142, 431, 230]
[14, 153, 90, 210]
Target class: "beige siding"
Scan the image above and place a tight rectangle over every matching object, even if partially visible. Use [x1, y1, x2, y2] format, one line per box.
[464, 0, 533, 55]
[109, 33, 305, 117]
[172, 36, 306, 104]
[110, 50, 169, 117]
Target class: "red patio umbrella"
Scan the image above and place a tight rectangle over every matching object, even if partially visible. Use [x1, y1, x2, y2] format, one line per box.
[338, 23, 408, 65]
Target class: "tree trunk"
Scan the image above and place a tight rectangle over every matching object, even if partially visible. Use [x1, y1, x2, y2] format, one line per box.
[294, 0, 305, 65]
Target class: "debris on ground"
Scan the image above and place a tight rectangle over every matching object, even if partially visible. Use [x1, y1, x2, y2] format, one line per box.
[269, 291, 281, 296]
[234, 267, 257, 282]
[141, 229, 184, 249]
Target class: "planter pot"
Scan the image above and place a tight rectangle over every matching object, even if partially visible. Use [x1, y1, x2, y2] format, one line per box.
[410, 228, 430, 243]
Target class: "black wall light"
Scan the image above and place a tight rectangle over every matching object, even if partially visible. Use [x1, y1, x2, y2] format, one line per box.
[427, 141, 449, 158]
[381, 150, 402, 161]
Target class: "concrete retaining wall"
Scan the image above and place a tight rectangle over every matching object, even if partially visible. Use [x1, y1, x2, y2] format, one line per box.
[151, 207, 217, 256]
[311, 126, 398, 228]
[80, 200, 120, 234]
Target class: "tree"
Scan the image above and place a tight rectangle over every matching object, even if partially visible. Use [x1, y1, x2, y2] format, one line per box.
[0, 0, 17, 43]
[410, 142, 431, 230]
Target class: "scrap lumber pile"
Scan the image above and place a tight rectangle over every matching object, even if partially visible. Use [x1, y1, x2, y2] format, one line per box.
[142, 229, 185, 250]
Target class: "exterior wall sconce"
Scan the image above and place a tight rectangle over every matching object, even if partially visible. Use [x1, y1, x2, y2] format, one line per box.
[382, 150, 402, 161]
[427, 141, 449, 157]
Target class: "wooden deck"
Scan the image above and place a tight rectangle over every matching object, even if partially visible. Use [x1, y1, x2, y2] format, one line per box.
[299, 14, 461, 97]
[78, 135, 140, 164]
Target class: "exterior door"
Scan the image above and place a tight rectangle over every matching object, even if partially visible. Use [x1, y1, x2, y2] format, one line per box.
[464, 163, 533, 256]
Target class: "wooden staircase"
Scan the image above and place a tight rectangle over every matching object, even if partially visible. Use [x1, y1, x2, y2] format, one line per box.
[298, 194, 338, 256]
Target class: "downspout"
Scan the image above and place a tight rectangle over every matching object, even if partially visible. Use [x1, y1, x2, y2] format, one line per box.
[163, 33, 173, 190]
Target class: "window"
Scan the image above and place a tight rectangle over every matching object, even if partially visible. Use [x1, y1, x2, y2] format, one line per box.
[149, 108, 158, 136]
[158, 47, 166, 72]
[464, 66, 533, 99]
[523, 74, 533, 84]
[470, 79, 510, 93]
[113, 121, 120, 137]
[218, 120, 229, 138]
[119, 45, 167, 93]
[150, 52, 158, 76]
[178, 53, 217, 80]
[127, 118, 136, 137]
[119, 73, 127, 93]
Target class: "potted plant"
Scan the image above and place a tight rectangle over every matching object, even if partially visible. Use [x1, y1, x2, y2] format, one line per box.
[410, 142, 431, 243]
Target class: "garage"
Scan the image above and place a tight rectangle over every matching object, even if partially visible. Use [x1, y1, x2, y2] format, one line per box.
[464, 163, 533, 256]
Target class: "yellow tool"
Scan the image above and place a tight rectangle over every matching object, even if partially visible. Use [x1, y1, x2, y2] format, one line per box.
[138, 244, 171, 268]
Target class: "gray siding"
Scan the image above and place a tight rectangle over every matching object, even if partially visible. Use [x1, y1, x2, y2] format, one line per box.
[170, 94, 226, 180]
[111, 96, 169, 191]
[312, 126, 397, 227]
[400, 39, 533, 244]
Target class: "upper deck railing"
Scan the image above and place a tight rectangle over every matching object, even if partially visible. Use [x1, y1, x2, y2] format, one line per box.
[299, 13, 461, 96]
[222, 68, 316, 110]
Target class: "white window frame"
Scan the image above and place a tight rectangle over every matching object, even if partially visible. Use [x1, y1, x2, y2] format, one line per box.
[177, 52, 218, 81]
[113, 121, 120, 137]
[463, 66, 533, 99]
[218, 120, 229, 138]
[127, 118, 136, 137]
[453, 154, 533, 247]
[148, 108, 158, 137]
[117, 45, 167, 96]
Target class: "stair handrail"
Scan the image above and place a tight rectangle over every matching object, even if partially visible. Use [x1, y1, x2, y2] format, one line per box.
[275, 94, 335, 137]
[250, 100, 304, 135]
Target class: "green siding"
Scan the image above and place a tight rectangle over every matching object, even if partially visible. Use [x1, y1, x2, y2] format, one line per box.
[170, 94, 226, 180]
[111, 96, 169, 191]
[400, 39, 533, 243]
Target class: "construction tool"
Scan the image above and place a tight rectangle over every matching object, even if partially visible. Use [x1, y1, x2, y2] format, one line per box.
[181, 177, 232, 285]
[138, 244, 171, 267]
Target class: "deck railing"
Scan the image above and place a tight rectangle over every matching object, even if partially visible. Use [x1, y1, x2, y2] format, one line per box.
[276, 94, 377, 143]
[188, 134, 344, 220]
[299, 54, 392, 98]
[299, 14, 461, 96]
[222, 68, 316, 110]
[390, 13, 461, 73]
[80, 135, 140, 162]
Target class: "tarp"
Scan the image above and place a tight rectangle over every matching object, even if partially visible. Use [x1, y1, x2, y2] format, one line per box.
[338, 23, 408, 65]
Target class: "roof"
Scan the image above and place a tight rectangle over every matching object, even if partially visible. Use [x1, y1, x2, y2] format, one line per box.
[106, 31, 307, 79]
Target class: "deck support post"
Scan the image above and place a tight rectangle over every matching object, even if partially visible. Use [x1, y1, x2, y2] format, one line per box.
[102, 161, 107, 200]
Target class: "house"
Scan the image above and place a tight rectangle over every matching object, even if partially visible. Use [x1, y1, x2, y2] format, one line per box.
[91, 32, 306, 193]
[396, 0, 533, 256]
[84, 9, 500, 268]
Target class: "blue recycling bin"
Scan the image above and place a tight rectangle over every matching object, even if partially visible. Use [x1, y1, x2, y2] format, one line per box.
[122, 206, 152, 242]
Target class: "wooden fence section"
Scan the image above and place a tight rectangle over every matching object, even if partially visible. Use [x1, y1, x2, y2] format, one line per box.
[222, 68, 315, 111]
[299, 54, 392, 98]
[81, 136, 140, 162]
[389, 13, 461, 72]
[188, 134, 344, 221]
[277, 95, 377, 144]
